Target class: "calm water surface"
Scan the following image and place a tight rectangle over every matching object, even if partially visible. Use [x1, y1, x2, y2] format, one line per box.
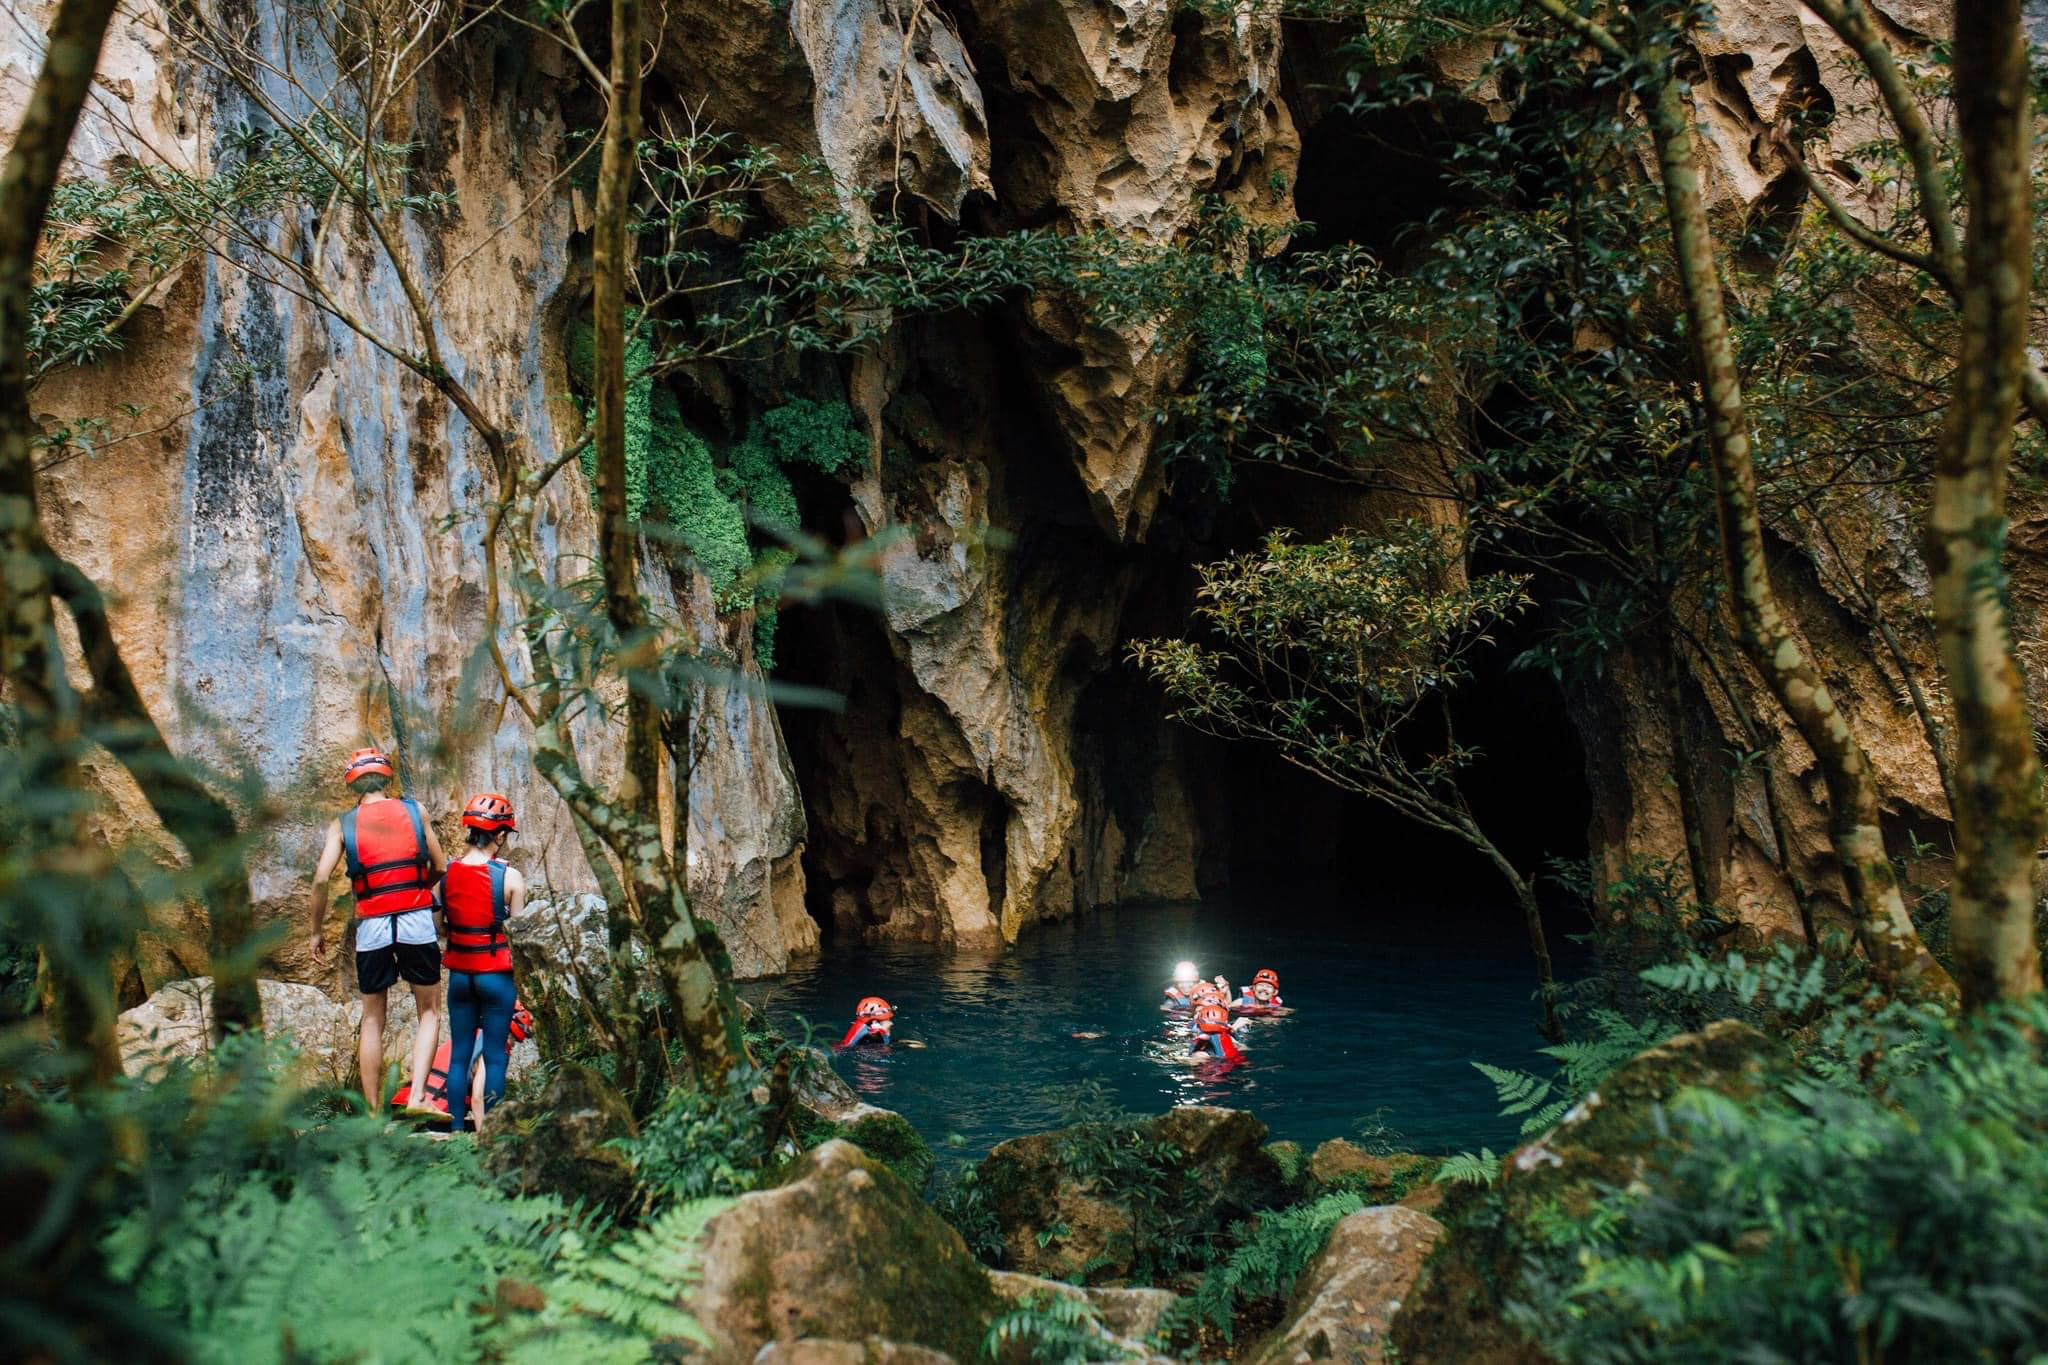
[739, 897, 1565, 1162]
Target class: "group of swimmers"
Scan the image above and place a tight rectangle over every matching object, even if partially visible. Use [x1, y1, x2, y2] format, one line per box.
[833, 960, 1287, 1064]
[1161, 961, 1286, 1061]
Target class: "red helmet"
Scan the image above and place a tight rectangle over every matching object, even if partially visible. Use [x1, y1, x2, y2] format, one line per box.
[855, 995, 894, 1021]
[1254, 968, 1280, 987]
[1195, 1002, 1232, 1033]
[462, 792, 517, 832]
[508, 1000, 534, 1043]
[341, 747, 394, 785]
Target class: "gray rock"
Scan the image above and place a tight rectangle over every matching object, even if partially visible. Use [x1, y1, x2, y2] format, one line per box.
[1251, 1206, 1444, 1365]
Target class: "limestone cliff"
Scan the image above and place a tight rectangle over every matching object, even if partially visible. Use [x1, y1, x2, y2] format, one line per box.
[7, 0, 1991, 994]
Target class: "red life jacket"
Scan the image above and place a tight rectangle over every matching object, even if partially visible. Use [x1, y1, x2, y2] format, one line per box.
[342, 797, 435, 918]
[442, 858, 514, 973]
[390, 1003, 531, 1113]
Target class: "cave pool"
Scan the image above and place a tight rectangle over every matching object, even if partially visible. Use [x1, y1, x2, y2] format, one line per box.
[738, 896, 1568, 1163]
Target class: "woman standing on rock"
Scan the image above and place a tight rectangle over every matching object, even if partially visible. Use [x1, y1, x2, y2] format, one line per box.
[437, 793, 525, 1134]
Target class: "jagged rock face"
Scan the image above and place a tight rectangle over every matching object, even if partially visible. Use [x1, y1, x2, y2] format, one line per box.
[964, 0, 1301, 542]
[15, 7, 809, 994]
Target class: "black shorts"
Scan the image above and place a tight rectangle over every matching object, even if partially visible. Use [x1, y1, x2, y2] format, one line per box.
[356, 939, 442, 995]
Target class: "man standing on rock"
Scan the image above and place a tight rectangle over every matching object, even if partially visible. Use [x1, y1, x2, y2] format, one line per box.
[310, 747, 446, 1113]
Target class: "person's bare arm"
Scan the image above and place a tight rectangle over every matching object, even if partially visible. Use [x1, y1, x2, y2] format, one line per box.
[503, 865, 527, 921]
[423, 818, 448, 876]
[310, 819, 343, 963]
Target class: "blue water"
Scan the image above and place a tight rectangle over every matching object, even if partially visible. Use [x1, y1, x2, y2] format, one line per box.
[738, 897, 1564, 1162]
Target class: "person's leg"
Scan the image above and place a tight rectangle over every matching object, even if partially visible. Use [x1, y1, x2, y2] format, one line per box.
[444, 972, 480, 1133]
[358, 991, 387, 1110]
[474, 972, 517, 1129]
[396, 936, 442, 1108]
[407, 980, 441, 1109]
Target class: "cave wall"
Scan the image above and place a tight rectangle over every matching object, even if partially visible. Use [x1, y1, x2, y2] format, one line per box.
[7, 0, 1998, 988]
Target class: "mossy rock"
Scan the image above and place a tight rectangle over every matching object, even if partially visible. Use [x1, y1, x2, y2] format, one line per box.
[841, 1111, 936, 1192]
[976, 1105, 1287, 1282]
[688, 1139, 1002, 1360]
[1391, 1020, 1784, 1364]
[481, 1062, 639, 1213]
[1307, 1139, 1443, 1212]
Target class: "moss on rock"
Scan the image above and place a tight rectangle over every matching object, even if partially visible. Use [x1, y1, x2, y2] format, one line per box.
[688, 1139, 1002, 1360]
[1391, 1020, 1784, 1364]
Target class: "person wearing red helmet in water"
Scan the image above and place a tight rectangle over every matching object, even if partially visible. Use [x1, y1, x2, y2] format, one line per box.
[309, 747, 448, 1112]
[839, 996, 895, 1048]
[435, 792, 526, 1134]
[1236, 968, 1285, 1014]
[1190, 1001, 1243, 1060]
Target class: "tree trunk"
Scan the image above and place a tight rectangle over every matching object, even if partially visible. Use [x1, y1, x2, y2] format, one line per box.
[1930, 0, 2047, 1007]
[1638, 54, 1954, 1002]
[2, 0, 263, 1043]
[1, 0, 134, 1080]
[1470, 828, 1563, 1042]
[589, 0, 744, 1085]
[1652, 614, 1714, 910]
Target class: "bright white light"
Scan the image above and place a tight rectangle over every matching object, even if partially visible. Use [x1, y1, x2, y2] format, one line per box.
[1173, 960, 1199, 984]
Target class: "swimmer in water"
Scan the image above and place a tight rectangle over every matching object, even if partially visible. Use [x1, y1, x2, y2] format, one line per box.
[1236, 968, 1285, 1013]
[1163, 960, 1201, 1009]
[1189, 1001, 1243, 1060]
[838, 995, 895, 1048]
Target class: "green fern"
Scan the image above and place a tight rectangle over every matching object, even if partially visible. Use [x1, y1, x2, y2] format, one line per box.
[981, 1290, 1135, 1363]
[493, 1197, 731, 1362]
[1192, 1191, 1364, 1339]
[1434, 1148, 1501, 1186]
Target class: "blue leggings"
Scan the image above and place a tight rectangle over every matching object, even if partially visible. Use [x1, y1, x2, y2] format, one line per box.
[445, 970, 516, 1133]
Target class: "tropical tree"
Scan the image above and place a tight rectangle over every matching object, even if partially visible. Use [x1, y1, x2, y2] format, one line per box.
[1131, 519, 1563, 1039]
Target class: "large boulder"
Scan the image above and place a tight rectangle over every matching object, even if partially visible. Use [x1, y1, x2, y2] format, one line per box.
[1391, 1021, 1783, 1364]
[482, 1063, 640, 1212]
[976, 1105, 1287, 1280]
[118, 977, 352, 1086]
[686, 1139, 1001, 1360]
[1250, 1206, 1444, 1365]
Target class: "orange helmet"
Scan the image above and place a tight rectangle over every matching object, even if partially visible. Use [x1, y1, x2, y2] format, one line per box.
[1254, 968, 1280, 987]
[1194, 1002, 1231, 1033]
[462, 791, 517, 832]
[1192, 982, 1223, 1004]
[341, 747, 394, 785]
[855, 995, 894, 1021]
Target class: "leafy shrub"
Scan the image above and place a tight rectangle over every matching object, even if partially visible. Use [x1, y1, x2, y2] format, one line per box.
[491, 1197, 730, 1362]
[85, 1037, 573, 1364]
[1508, 997, 2048, 1363]
[1191, 1191, 1365, 1339]
[930, 1166, 1006, 1265]
[618, 1069, 774, 1208]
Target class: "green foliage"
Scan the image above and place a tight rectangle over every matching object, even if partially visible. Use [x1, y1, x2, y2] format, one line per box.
[1504, 998, 2048, 1363]
[981, 1291, 1135, 1364]
[1131, 519, 1531, 811]
[930, 1166, 1007, 1265]
[618, 1068, 777, 1206]
[1192, 1191, 1366, 1339]
[1433, 1149, 1502, 1187]
[492, 1198, 729, 1362]
[61, 1036, 566, 1364]
[1048, 1113, 1205, 1282]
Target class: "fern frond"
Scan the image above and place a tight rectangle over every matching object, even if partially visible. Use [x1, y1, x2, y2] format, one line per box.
[1434, 1149, 1501, 1186]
